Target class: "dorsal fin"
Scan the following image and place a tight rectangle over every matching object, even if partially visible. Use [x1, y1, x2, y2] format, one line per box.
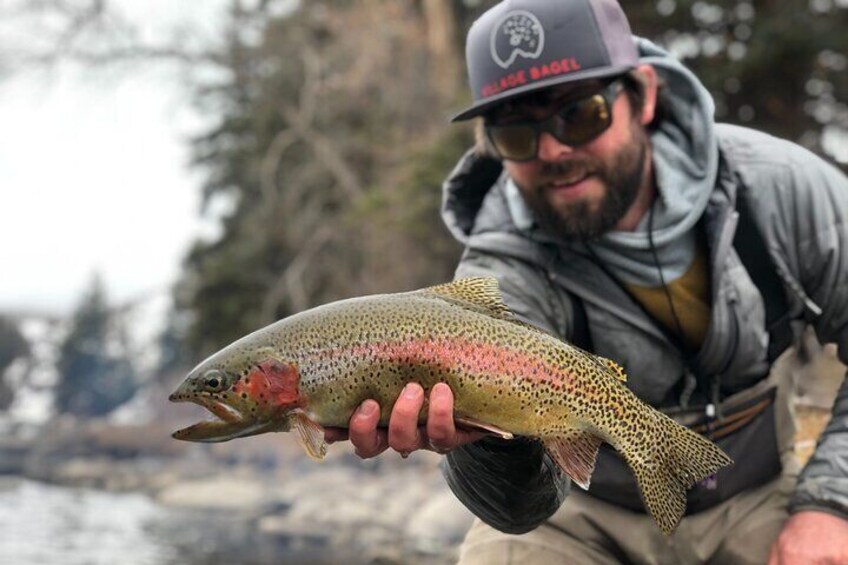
[422, 277, 556, 338]
[421, 277, 513, 319]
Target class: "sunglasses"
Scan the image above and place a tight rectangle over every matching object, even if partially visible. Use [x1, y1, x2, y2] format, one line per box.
[485, 78, 625, 162]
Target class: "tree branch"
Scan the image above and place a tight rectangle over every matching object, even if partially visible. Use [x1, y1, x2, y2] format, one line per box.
[261, 224, 335, 320]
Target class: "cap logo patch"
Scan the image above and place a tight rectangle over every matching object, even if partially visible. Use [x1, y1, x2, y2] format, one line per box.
[490, 10, 545, 70]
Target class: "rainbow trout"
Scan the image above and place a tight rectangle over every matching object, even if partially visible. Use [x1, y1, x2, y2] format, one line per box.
[169, 277, 731, 533]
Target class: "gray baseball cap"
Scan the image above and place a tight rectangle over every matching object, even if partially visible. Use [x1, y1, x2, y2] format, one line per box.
[452, 0, 638, 122]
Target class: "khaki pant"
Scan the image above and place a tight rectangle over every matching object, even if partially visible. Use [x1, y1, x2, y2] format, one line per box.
[458, 471, 796, 565]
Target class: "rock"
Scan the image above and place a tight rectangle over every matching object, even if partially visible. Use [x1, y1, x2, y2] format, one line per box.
[258, 515, 333, 544]
[279, 464, 444, 530]
[0, 437, 29, 474]
[55, 457, 127, 488]
[156, 476, 272, 514]
[405, 489, 474, 552]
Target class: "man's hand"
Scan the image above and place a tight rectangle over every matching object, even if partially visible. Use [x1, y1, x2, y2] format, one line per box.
[323, 382, 485, 458]
[767, 510, 848, 564]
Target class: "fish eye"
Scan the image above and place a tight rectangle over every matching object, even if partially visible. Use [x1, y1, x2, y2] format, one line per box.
[202, 370, 227, 391]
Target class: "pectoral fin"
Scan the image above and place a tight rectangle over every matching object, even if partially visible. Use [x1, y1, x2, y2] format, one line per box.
[293, 411, 328, 460]
[544, 429, 604, 489]
[455, 414, 514, 439]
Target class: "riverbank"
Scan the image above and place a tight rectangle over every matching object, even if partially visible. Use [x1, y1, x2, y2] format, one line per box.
[1, 476, 405, 565]
[0, 416, 474, 565]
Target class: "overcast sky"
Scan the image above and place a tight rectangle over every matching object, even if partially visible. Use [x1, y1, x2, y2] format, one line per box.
[0, 1, 229, 316]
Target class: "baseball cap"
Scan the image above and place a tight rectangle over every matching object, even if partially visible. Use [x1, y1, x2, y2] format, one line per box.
[452, 0, 639, 122]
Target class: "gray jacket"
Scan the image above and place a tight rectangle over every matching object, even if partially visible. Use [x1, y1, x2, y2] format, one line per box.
[439, 124, 848, 533]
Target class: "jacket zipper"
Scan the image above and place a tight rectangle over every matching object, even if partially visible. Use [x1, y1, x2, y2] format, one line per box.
[704, 209, 740, 377]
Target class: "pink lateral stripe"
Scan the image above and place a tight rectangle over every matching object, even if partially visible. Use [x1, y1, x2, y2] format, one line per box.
[314, 337, 573, 389]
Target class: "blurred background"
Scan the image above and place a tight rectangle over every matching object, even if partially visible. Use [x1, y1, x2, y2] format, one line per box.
[0, 1, 845, 563]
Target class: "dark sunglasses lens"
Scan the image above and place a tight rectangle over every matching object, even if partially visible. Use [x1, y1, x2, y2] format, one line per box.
[487, 86, 616, 160]
[557, 94, 612, 146]
[487, 124, 537, 161]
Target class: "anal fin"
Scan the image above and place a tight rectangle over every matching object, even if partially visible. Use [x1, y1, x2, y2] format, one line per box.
[544, 429, 604, 489]
[293, 411, 328, 460]
[455, 414, 514, 440]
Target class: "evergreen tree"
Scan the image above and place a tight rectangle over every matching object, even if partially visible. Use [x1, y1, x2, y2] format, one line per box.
[55, 276, 137, 417]
[0, 316, 29, 411]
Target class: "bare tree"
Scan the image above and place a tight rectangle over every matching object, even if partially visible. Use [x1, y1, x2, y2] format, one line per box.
[422, 0, 462, 100]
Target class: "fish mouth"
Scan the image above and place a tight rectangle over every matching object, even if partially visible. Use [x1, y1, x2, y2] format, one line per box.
[169, 392, 243, 421]
[169, 393, 261, 443]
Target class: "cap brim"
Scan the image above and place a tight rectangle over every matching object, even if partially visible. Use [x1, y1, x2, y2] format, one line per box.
[451, 64, 635, 122]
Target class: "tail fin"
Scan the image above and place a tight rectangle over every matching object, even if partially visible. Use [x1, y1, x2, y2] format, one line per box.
[624, 413, 733, 535]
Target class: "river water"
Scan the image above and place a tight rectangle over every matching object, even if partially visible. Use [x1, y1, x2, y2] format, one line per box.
[0, 477, 178, 565]
[0, 477, 343, 565]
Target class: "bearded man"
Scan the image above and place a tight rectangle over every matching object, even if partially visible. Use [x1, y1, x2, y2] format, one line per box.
[327, 1, 848, 563]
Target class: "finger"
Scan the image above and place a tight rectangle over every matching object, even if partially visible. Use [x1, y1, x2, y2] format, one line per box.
[388, 383, 425, 455]
[348, 400, 387, 459]
[426, 383, 456, 453]
[323, 427, 349, 444]
[766, 539, 783, 565]
[766, 545, 778, 565]
[453, 427, 487, 445]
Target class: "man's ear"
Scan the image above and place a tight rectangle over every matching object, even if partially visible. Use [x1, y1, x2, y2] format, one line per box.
[633, 64, 659, 126]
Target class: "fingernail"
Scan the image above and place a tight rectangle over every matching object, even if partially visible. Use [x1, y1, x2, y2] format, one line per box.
[431, 382, 448, 400]
[403, 383, 421, 400]
[358, 401, 377, 418]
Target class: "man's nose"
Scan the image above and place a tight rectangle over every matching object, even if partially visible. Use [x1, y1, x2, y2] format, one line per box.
[537, 131, 575, 162]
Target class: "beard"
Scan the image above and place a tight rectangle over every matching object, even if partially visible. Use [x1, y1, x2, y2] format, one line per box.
[518, 121, 650, 241]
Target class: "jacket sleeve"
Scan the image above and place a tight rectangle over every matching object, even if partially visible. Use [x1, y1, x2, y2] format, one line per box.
[440, 248, 572, 533]
[758, 149, 848, 518]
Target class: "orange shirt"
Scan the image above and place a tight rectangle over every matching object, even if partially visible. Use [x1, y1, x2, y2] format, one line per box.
[625, 242, 711, 351]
